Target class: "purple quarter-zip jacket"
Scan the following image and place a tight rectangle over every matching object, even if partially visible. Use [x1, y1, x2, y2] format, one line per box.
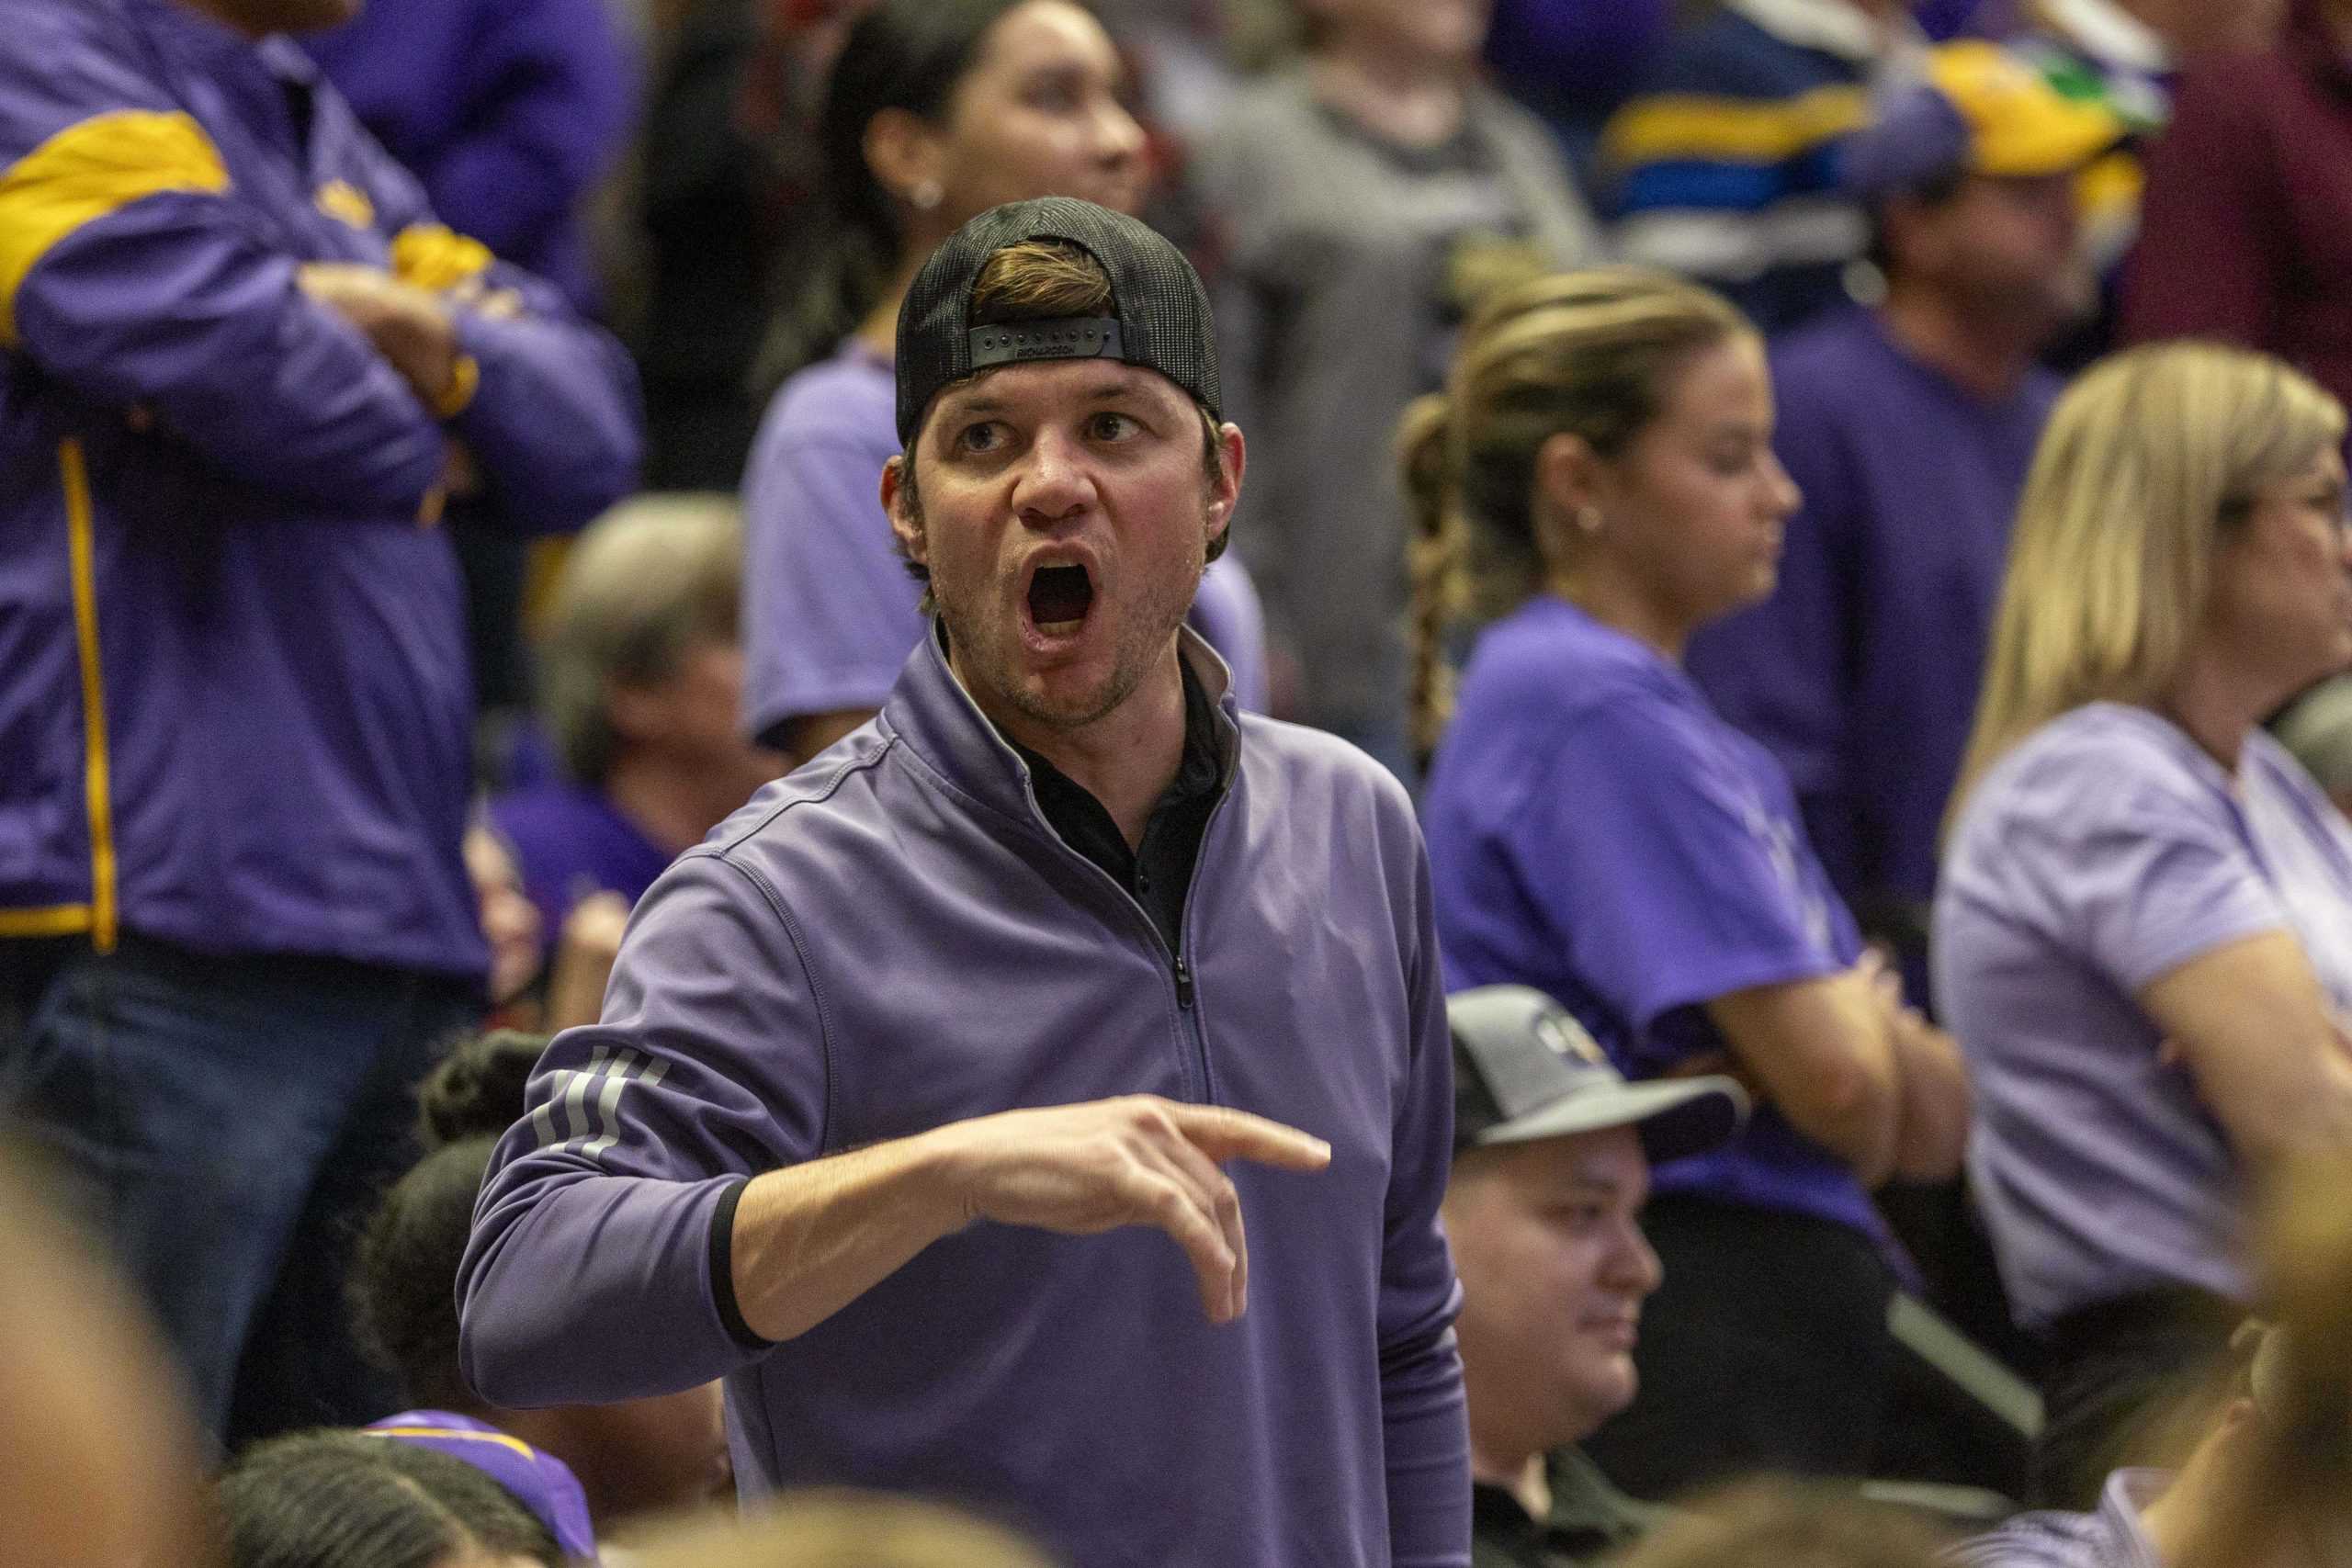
[0, 0, 640, 973]
[459, 629, 1470, 1568]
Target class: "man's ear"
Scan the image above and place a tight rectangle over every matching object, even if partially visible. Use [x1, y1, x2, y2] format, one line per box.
[881, 455, 927, 569]
[1205, 423, 1246, 549]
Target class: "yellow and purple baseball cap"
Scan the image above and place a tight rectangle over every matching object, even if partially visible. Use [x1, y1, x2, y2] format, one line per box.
[1842, 41, 2126, 198]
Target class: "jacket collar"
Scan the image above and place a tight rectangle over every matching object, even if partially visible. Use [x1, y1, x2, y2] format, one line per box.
[127, 0, 326, 131]
[881, 619, 1239, 832]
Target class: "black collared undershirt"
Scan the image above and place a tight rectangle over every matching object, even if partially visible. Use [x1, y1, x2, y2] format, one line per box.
[1008, 658, 1224, 956]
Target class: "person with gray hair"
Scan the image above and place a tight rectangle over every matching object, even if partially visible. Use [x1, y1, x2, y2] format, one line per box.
[489, 493, 785, 996]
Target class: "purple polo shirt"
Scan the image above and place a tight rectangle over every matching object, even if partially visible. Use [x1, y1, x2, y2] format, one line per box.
[1686, 308, 2061, 925]
[1935, 705, 2352, 1328]
[740, 343, 1271, 746]
[1424, 596, 1883, 1242]
[363, 1410, 598, 1560]
[488, 783, 673, 964]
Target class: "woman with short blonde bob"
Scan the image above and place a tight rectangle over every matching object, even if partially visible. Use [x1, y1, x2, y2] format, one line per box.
[1936, 342, 2352, 1508]
[1416, 268, 1970, 1500]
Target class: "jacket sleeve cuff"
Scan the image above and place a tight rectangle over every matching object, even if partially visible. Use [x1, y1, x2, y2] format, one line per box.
[710, 1177, 778, 1353]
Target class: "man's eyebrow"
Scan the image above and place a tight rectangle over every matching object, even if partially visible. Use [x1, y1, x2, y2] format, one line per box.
[934, 377, 1160, 421]
[937, 391, 1009, 420]
[1561, 1172, 1626, 1198]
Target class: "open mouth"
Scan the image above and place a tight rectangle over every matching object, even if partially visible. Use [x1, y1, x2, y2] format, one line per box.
[1026, 562, 1095, 636]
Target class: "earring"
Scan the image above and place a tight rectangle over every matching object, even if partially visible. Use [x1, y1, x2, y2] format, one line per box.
[909, 178, 944, 212]
[1576, 506, 1603, 534]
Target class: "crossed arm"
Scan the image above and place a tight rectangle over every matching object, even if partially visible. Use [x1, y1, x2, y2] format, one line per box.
[2140, 931, 2352, 1179]
[1703, 953, 1970, 1188]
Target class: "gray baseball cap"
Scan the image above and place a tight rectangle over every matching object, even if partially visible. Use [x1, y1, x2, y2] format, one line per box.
[1450, 985, 1748, 1164]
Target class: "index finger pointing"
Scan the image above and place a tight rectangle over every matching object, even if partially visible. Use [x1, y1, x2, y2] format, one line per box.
[1168, 1106, 1332, 1171]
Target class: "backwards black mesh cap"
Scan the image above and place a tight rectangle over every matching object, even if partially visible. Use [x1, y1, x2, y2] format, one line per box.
[894, 196, 1220, 446]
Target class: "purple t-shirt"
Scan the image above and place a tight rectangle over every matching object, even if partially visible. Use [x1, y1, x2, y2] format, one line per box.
[488, 783, 673, 963]
[740, 342, 1271, 745]
[1686, 308, 2060, 923]
[1935, 705, 2352, 1328]
[1424, 596, 1883, 1241]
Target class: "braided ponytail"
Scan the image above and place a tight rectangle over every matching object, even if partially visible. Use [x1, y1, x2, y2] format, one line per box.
[1401, 391, 1464, 765]
[1396, 267, 1752, 762]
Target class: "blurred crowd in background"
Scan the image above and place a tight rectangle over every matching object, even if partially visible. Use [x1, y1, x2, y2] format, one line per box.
[10, 0, 2352, 1562]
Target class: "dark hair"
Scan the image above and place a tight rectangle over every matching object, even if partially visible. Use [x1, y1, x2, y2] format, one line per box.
[349, 1032, 548, 1410]
[418, 1029, 547, 1147]
[894, 239, 1227, 608]
[351, 1136, 497, 1412]
[758, 0, 1035, 385]
[218, 1430, 561, 1568]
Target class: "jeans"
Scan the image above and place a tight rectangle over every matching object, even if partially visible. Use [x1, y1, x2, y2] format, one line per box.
[1, 934, 479, 1448]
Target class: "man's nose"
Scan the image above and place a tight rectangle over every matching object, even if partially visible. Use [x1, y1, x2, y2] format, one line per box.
[1096, 97, 1147, 169]
[1012, 427, 1096, 523]
[1611, 1219, 1664, 1297]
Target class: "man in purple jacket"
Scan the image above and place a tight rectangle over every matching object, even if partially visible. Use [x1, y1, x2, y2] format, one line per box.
[461, 197, 1471, 1568]
[0, 0, 639, 1446]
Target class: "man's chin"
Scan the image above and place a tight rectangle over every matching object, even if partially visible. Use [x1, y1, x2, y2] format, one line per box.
[1004, 666, 1126, 733]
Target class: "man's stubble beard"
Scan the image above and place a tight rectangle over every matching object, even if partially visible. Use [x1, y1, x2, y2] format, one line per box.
[929, 517, 1214, 737]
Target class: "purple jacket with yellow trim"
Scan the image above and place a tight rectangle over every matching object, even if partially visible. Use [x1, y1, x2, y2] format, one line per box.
[0, 0, 640, 975]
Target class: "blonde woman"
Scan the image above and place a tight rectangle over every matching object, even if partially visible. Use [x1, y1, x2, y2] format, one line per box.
[1935, 343, 2352, 1507]
[1414, 269, 1970, 1499]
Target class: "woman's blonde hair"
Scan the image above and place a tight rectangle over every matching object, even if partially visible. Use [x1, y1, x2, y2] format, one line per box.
[1399, 266, 1750, 759]
[1952, 342, 2345, 816]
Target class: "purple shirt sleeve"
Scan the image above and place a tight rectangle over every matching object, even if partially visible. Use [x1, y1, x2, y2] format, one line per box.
[1380, 818, 1471, 1568]
[459, 850, 828, 1404]
[1520, 692, 1847, 1071]
[444, 299, 643, 534]
[741, 389, 924, 741]
[1994, 733, 2288, 994]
